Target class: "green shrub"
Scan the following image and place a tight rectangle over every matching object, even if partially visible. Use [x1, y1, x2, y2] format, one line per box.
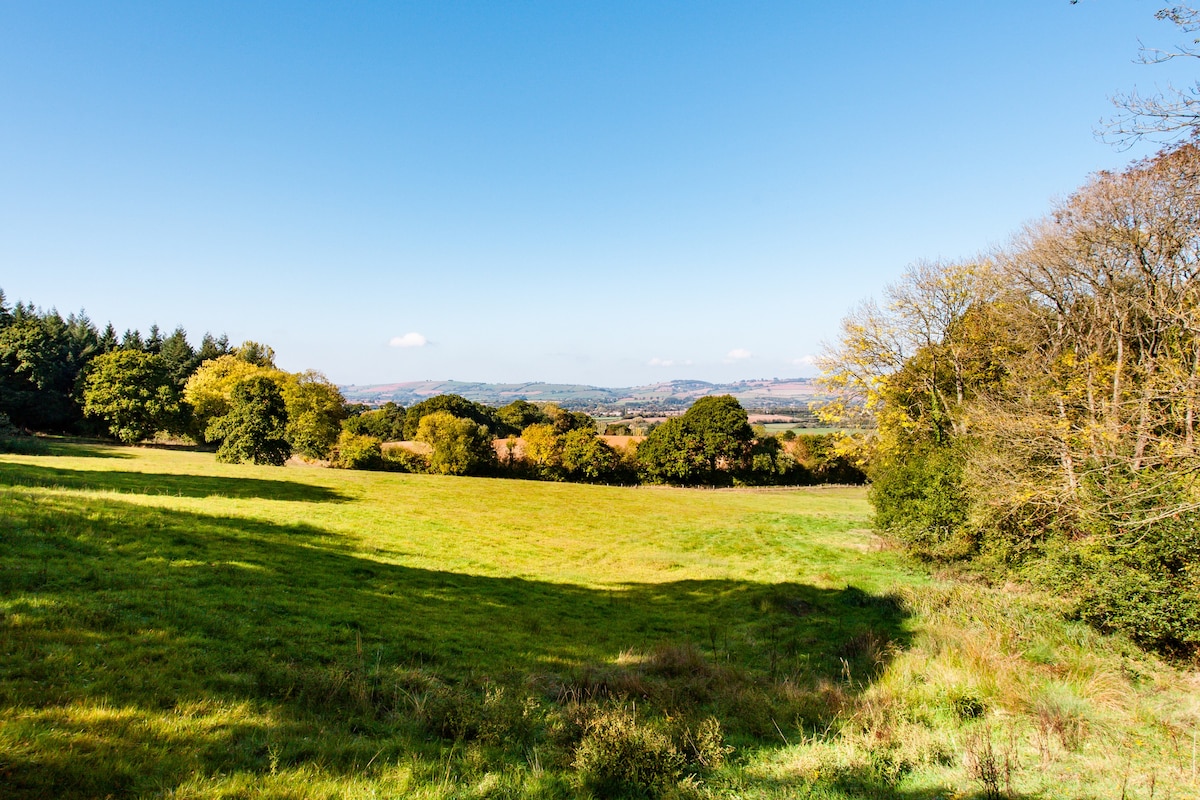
[949, 689, 987, 721]
[380, 445, 429, 473]
[674, 716, 731, 772]
[869, 446, 973, 560]
[332, 432, 383, 470]
[572, 708, 684, 798]
[421, 681, 542, 749]
[1070, 510, 1200, 658]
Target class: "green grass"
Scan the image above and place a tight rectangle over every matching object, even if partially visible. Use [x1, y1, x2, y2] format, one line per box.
[759, 424, 848, 435]
[1, 442, 1197, 799]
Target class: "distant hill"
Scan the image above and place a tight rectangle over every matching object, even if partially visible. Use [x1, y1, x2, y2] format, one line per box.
[340, 378, 824, 410]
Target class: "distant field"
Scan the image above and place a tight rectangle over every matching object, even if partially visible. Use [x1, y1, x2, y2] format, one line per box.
[1, 442, 1196, 799]
[760, 424, 848, 435]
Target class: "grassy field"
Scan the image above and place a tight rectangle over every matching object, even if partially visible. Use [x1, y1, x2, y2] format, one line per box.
[1, 442, 1197, 799]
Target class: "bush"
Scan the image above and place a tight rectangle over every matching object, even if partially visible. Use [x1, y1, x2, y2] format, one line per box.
[381, 445, 429, 473]
[573, 709, 684, 798]
[421, 681, 542, 749]
[1070, 509, 1200, 658]
[332, 432, 383, 470]
[869, 446, 973, 561]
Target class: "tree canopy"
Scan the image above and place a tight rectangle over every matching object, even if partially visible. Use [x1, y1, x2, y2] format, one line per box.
[416, 411, 495, 475]
[82, 350, 184, 443]
[637, 395, 753, 485]
[209, 376, 291, 466]
[819, 142, 1200, 656]
[403, 394, 499, 440]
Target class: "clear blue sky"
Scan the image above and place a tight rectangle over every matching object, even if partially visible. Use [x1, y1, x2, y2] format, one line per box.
[1, 1, 1190, 386]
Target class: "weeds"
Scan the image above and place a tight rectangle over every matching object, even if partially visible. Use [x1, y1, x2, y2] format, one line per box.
[964, 724, 1017, 800]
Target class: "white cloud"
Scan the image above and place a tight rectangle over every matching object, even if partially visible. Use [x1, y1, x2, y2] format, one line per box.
[648, 357, 675, 367]
[389, 332, 428, 348]
[792, 354, 817, 367]
[726, 348, 752, 361]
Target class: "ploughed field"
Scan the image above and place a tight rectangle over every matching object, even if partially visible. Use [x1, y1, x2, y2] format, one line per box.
[1, 442, 1196, 799]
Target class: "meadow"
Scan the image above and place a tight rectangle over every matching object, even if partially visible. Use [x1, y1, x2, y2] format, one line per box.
[1, 441, 1197, 799]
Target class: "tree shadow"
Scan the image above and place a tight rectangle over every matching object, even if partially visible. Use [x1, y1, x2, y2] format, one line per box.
[2, 490, 917, 798]
[39, 439, 135, 458]
[0, 462, 346, 503]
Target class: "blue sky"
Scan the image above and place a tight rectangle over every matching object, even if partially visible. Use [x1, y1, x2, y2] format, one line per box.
[1, 1, 1191, 386]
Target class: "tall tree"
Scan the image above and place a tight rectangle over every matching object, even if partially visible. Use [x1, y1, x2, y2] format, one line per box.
[158, 326, 196, 387]
[196, 333, 232, 363]
[82, 350, 183, 443]
[0, 304, 97, 431]
[416, 411, 495, 475]
[184, 355, 285, 441]
[235, 340, 276, 367]
[282, 370, 347, 460]
[637, 396, 753, 485]
[1103, 5, 1200, 146]
[208, 376, 291, 465]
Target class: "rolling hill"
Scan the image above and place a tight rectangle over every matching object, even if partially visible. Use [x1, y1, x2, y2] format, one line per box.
[340, 377, 824, 410]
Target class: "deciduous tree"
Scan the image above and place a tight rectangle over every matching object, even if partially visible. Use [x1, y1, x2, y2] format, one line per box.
[208, 376, 291, 465]
[416, 411, 495, 475]
[82, 349, 183, 443]
[282, 370, 347, 460]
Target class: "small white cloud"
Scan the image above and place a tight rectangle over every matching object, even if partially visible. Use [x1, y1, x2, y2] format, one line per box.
[792, 354, 817, 367]
[389, 332, 428, 348]
[648, 357, 675, 367]
[726, 348, 752, 361]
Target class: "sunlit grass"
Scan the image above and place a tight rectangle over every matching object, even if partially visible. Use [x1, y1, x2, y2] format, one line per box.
[1, 442, 1197, 798]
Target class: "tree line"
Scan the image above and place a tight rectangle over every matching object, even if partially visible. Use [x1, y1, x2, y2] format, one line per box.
[0, 296, 860, 486]
[818, 142, 1200, 658]
[337, 392, 862, 486]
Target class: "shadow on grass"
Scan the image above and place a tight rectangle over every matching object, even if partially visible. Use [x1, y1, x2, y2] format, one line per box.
[0, 462, 345, 503]
[39, 438, 135, 458]
[0, 487, 939, 799]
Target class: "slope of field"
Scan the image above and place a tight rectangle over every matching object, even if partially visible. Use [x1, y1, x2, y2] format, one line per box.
[1, 442, 1196, 799]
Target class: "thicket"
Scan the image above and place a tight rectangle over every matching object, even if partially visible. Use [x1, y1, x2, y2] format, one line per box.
[819, 143, 1200, 658]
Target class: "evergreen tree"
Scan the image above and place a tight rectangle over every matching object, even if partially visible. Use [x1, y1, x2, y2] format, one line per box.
[158, 326, 197, 387]
[98, 323, 119, 353]
[196, 333, 233, 364]
[121, 329, 144, 351]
